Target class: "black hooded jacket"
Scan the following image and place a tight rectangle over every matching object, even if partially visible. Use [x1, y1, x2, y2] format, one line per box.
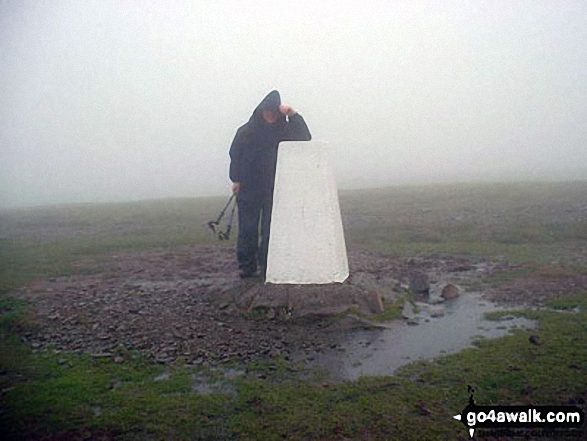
[229, 91, 312, 201]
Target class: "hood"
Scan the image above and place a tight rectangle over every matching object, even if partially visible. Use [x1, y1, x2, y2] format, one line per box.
[250, 90, 286, 126]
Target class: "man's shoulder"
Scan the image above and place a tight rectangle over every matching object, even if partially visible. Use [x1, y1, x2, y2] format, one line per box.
[233, 121, 258, 145]
[234, 122, 252, 138]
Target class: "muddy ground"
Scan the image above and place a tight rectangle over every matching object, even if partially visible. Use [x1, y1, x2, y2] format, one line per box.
[10, 245, 587, 370]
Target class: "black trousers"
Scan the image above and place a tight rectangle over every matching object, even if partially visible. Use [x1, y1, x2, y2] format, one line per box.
[236, 194, 273, 275]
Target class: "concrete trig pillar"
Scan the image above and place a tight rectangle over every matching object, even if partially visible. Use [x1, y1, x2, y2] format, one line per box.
[266, 140, 349, 284]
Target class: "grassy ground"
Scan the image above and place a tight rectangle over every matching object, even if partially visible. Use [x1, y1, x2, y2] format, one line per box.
[1, 181, 586, 439]
[0, 197, 225, 293]
[341, 181, 587, 265]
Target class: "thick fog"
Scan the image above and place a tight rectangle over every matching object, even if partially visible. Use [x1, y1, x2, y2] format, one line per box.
[1, 0, 586, 208]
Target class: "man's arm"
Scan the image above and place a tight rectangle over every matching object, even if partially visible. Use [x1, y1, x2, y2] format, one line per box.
[229, 127, 246, 193]
[280, 105, 312, 141]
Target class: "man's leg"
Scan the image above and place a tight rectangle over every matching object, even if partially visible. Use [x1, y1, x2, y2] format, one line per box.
[258, 196, 274, 278]
[236, 197, 261, 276]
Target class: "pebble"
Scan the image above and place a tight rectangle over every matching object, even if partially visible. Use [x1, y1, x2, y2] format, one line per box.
[154, 372, 170, 382]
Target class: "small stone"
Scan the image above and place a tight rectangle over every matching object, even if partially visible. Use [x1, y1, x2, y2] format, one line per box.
[1, 387, 15, 395]
[448, 264, 473, 272]
[154, 372, 170, 382]
[429, 306, 446, 318]
[402, 301, 415, 319]
[58, 359, 68, 366]
[529, 335, 542, 345]
[172, 329, 186, 339]
[364, 291, 384, 314]
[416, 403, 431, 416]
[91, 353, 113, 358]
[441, 284, 459, 300]
[409, 272, 430, 294]
[113, 356, 124, 364]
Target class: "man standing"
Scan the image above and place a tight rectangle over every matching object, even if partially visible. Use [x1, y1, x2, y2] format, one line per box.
[229, 90, 312, 279]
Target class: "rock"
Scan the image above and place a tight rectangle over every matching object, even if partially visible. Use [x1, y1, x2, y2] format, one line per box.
[529, 335, 542, 345]
[409, 272, 430, 295]
[350, 272, 401, 303]
[154, 372, 170, 381]
[448, 264, 473, 272]
[2, 387, 15, 395]
[428, 283, 459, 303]
[415, 402, 431, 416]
[429, 306, 445, 318]
[441, 284, 460, 300]
[402, 301, 415, 319]
[362, 291, 384, 314]
[416, 303, 446, 318]
[91, 353, 113, 358]
[172, 329, 187, 339]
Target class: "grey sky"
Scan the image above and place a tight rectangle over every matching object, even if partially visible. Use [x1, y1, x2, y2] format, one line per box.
[1, 0, 586, 207]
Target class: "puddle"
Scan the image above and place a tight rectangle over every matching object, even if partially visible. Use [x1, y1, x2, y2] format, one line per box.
[305, 294, 536, 381]
[191, 372, 240, 396]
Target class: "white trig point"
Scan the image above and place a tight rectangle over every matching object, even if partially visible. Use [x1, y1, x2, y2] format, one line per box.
[266, 140, 349, 284]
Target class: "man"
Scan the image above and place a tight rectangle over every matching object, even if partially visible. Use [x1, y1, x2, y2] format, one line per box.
[229, 90, 312, 279]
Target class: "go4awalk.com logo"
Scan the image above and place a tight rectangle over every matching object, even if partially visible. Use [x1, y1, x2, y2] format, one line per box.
[453, 387, 585, 438]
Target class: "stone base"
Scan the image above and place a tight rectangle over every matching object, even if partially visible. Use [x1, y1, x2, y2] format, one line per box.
[210, 280, 384, 317]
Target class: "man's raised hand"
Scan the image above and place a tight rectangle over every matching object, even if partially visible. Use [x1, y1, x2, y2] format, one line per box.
[279, 104, 297, 116]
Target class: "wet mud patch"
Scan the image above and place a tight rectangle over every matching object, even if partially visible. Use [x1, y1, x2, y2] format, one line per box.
[9, 245, 584, 374]
[301, 293, 537, 381]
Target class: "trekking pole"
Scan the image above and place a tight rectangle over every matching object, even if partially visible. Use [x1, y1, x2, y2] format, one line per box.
[207, 194, 235, 239]
[219, 198, 238, 240]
